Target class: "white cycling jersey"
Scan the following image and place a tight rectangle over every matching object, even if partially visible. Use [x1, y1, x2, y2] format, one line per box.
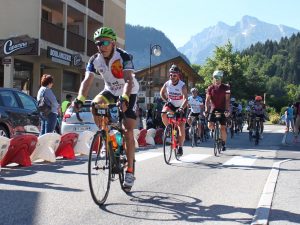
[188, 95, 203, 113]
[86, 47, 139, 96]
[165, 80, 185, 107]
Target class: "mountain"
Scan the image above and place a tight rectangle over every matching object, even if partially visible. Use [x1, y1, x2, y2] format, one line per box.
[125, 24, 189, 70]
[178, 15, 300, 64]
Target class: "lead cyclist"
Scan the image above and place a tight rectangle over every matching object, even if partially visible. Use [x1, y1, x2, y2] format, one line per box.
[73, 26, 139, 189]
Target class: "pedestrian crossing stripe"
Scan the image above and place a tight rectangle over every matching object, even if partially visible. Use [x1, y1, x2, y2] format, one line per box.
[223, 155, 257, 167]
[134, 151, 259, 168]
[170, 154, 211, 164]
[135, 152, 163, 162]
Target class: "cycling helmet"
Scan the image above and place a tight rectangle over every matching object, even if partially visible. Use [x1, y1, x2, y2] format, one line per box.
[169, 64, 180, 73]
[191, 88, 198, 93]
[248, 100, 254, 106]
[212, 70, 224, 78]
[255, 96, 263, 101]
[230, 97, 236, 102]
[94, 27, 117, 41]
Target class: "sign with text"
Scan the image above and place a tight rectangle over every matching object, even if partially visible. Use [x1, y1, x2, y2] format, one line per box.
[47, 47, 72, 66]
[0, 35, 38, 58]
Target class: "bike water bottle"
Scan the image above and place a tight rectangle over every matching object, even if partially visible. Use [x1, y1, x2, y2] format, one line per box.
[109, 130, 118, 151]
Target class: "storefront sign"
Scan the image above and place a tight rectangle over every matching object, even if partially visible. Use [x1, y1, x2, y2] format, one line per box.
[47, 47, 72, 66]
[0, 35, 38, 58]
[2, 57, 12, 65]
[73, 54, 82, 67]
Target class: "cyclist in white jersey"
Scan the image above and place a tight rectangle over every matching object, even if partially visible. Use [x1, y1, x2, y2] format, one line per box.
[160, 64, 188, 156]
[73, 27, 138, 189]
[187, 88, 204, 140]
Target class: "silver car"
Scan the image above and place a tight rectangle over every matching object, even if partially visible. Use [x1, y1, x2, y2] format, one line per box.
[61, 100, 98, 134]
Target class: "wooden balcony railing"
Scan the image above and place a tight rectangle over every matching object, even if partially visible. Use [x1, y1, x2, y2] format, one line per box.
[87, 39, 97, 56]
[41, 19, 64, 46]
[88, 0, 103, 16]
[67, 31, 85, 53]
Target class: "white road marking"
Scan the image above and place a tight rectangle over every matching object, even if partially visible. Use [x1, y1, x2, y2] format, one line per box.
[251, 159, 291, 225]
[223, 155, 257, 167]
[135, 152, 163, 162]
[170, 154, 211, 164]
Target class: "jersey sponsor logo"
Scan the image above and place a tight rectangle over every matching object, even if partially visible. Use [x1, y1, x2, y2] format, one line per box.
[169, 95, 183, 100]
[111, 59, 123, 79]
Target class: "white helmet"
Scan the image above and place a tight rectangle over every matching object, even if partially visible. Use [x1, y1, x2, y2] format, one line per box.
[230, 97, 236, 102]
[213, 70, 224, 78]
[191, 88, 198, 93]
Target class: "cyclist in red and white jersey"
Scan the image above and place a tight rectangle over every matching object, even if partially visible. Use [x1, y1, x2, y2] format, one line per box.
[160, 64, 188, 156]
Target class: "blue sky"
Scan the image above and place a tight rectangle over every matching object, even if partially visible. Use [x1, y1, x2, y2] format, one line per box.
[126, 0, 300, 48]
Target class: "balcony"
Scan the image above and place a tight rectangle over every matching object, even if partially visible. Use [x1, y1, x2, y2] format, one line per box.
[67, 31, 85, 53]
[87, 39, 97, 56]
[88, 0, 103, 16]
[41, 19, 64, 47]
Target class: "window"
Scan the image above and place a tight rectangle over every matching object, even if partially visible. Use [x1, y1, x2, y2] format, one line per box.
[63, 71, 80, 92]
[42, 8, 51, 21]
[0, 91, 18, 108]
[17, 92, 37, 111]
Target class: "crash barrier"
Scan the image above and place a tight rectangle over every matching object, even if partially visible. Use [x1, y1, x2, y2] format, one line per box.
[1, 135, 38, 167]
[0, 128, 167, 168]
[31, 133, 61, 163]
[146, 128, 156, 146]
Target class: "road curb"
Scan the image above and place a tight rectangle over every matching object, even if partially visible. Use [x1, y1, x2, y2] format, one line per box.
[251, 159, 291, 225]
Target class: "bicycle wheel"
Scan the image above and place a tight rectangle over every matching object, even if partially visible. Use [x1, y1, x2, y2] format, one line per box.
[213, 127, 219, 156]
[217, 140, 223, 154]
[174, 127, 181, 160]
[163, 125, 173, 164]
[190, 126, 195, 147]
[88, 131, 111, 206]
[255, 125, 260, 145]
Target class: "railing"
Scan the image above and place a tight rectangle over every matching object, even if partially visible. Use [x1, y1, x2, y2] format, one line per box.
[88, 0, 103, 16]
[74, 0, 85, 6]
[41, 19, 64, 46]
[87, 39, 97, 56]
[67, 31, 85, 53]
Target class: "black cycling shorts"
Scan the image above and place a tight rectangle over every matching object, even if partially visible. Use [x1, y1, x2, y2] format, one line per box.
[208, 109, 227, 125]
[98, 90, 137, 120]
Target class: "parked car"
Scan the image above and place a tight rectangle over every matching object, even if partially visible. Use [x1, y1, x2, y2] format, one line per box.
[61, 100, 98, 134]
[0, 88, 40, 137]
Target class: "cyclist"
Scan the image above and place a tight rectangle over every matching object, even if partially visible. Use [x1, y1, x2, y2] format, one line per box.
[250, 95, 266, 139]
[73, 26, 139, 189]
[187, 88, 204, 143]
[246, 100, 254, 130]
[205, 70, 231, 151]
[160, 64, 188, 156]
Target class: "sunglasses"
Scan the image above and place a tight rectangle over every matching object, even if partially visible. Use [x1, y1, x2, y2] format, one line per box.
[213, 76, 222, 80]
[169, 73, 179, 77]
[95, 40, 112, 47]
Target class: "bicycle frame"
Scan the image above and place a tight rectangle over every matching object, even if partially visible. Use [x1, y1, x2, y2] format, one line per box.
[167, 113, 186, 150]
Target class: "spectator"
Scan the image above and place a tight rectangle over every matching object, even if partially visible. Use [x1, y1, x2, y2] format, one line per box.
[61, 94, 73, 115]
[285, 104, 294, 133]
[37, 74, 59, 135]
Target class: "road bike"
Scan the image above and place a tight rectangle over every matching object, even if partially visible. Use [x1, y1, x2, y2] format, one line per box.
[163, 111, 186, 164]
[212, 111, 223, 156]
[249, 115, 262, 145]
[189, 116, 199, 147]
[86, 102, 135, 206]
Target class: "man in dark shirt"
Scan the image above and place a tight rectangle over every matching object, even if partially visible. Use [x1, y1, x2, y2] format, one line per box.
[205, 70, 231, 150]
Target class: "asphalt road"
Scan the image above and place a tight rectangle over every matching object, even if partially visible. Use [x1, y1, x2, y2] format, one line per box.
[1, 124, 298, 225]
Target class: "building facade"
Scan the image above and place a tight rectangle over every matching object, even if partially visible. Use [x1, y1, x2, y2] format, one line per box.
[135, 56, 202, 110]
[0, 0, 126, 102]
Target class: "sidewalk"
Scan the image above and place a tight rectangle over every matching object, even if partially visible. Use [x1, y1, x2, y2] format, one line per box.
[268, 132, 300, 225]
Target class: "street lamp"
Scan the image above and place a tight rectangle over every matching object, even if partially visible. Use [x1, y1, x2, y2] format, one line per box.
[148, 44, 161, 107]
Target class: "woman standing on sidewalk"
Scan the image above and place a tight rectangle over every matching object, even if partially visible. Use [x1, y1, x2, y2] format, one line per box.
[37, 74, 59, 135]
